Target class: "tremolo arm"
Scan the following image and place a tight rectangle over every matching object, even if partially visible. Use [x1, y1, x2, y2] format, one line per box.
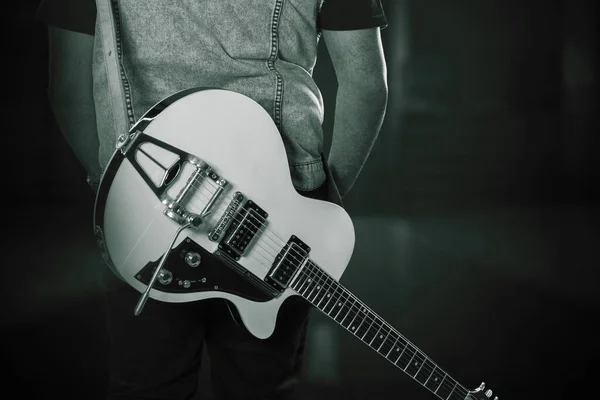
[120, 131, 230, 315]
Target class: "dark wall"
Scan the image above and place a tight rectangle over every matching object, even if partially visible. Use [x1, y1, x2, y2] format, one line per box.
[4, 1, 598, 400]
[322, 0, 596, 215]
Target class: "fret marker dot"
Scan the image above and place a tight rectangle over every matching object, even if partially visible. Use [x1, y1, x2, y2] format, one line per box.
[327, 294, 331, 297]
[338, 302, 342, 306]
[379, 335, 383, 339]
[396, 348, 400, 352]
[351, 326, 356, 330]
[308, 279, 311, 282]
[414, 362, 419, 366]
[316, 286, 320, 290]
[434, 378, 438, 382]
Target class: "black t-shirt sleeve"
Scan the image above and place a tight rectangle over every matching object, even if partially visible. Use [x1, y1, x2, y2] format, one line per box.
[318, 0, 388, 31]
[35, 0, 385, 35]
[36, 0, 97, 35]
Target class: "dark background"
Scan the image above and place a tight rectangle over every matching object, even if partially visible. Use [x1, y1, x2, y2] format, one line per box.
[3, 1, 598, 399]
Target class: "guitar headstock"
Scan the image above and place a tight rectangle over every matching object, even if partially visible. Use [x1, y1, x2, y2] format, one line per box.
[465, 382, 498, 400]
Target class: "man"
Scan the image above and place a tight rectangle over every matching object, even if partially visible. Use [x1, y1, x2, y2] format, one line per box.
[38, 0, 388, 398]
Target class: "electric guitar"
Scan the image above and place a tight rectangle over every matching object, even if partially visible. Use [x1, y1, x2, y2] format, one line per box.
[93, 88, 498, 400]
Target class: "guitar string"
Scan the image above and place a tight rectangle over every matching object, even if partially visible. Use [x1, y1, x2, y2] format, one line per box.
[292, 259, 469, 400]
[181, 181, 289, 258]
[179, 179, 468, 398]
[176, 180, 469, 398]
[170, 177, 469, 398]
[144, 174, 469, 398]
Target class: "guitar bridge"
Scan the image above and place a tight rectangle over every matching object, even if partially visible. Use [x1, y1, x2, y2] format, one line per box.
[118, 131, 229, 229]
[163, 159, 228, 228]
[209, 192, 245, 242]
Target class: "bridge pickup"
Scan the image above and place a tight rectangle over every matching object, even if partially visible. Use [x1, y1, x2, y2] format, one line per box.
[265, 236, 310, 292]
[218, 200, 268, 260]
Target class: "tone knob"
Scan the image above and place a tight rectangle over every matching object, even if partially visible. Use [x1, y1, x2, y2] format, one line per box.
[157, 269, 173, 285]
[184, 251, 202, 268]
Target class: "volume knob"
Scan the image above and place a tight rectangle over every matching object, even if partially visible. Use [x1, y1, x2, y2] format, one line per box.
[184, 251, 202, 268]
[157, 269, 173, 285]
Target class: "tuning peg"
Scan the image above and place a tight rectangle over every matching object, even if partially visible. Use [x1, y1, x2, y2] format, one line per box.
[485, 389, 493, 397]
[478, 382, 486, 390]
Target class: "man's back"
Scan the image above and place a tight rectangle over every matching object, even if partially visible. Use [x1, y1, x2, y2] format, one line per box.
[38, 1, 388, 398]
[93, 0, 329, 190]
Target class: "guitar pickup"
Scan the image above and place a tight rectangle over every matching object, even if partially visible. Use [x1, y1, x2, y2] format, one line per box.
[218, 200, 268, 260]
[265, 235, 311, 291]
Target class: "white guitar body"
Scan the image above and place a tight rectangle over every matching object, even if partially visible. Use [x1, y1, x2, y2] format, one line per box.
[94, 88, 354, 339]
[94, 88, 496, 400]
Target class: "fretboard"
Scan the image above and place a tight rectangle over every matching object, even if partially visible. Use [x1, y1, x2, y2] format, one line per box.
[290, 260, 470, 400]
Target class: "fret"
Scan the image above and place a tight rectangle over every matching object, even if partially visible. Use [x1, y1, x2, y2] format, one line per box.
[321, 284, 341, 314]
[384, 333, 398, 357]
[340, 302, 358, 328]
[370, 324, 391, 353]
[405, 350, 426, 377]
[299, 273, 319, 297]
[294, 270, 313, 294]
[307, 282, 323, 302]
[448, 387, 465, 400]
[344, 305, 364, 335]
[319, 287, 337, 312]
[317, 290, 334, 310]
[415, 358, 436, 385]
[329, 290, 350, 319]
[378, 329, 397, 356]
[362, 318, 383, 344]
[310, 277, 330, 306]
[346, 308, 369, 336]
[305, 268, 326, 302]
[339, 295, 359, 325]
[354, 307, 371, 338]
[334, 292, 354, 324]
[396, 344, 416, 369]
[436, 379, 457, 400]
[425, 366, 446, 393]
[387, 337, 408, 363]
[322, 289, 342, 315]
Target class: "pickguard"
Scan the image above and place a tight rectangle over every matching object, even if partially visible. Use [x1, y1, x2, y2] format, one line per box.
[135, 237, 274, 302]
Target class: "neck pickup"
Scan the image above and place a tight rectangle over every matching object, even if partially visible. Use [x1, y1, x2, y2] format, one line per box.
[264, 235, 310, 292]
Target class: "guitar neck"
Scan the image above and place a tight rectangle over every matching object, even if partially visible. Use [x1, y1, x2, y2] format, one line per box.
[290, 260, 470, 400]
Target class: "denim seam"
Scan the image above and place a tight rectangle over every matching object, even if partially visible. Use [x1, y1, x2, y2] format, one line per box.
[267, 0, 285, 131]
[290, 158, 323, 168]
[111, 0, 136, 126]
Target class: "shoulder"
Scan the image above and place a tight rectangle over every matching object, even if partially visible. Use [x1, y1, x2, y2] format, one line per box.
[318, 0, 388, 31]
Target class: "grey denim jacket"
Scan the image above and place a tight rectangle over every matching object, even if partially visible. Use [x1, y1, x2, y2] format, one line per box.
[93, 0, 328, 191]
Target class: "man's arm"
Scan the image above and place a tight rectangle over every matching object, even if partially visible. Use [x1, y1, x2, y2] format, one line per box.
[322, 27, 388, 198]
[47, 26, 101, 186]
